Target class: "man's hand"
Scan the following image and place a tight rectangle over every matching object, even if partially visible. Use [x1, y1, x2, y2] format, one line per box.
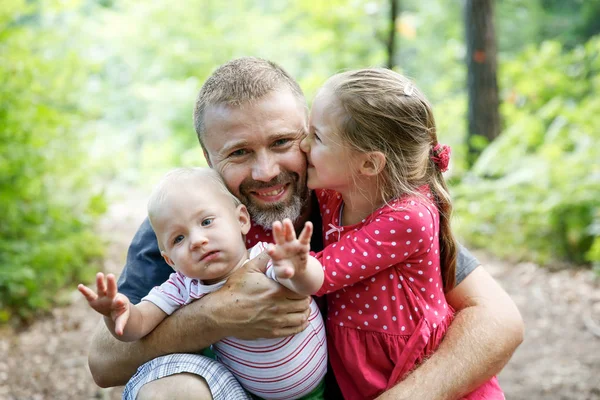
[78, 273, 131, 336]
[208, 250, 312, 339]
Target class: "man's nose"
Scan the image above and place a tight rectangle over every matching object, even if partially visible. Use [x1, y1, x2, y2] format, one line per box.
[251, 151, 281, 182]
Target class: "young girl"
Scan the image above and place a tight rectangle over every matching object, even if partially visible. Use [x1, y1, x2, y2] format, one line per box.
[300, 69, 504, 399]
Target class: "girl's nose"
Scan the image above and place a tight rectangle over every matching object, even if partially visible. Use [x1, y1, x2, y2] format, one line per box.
[300, 134, 310, 152]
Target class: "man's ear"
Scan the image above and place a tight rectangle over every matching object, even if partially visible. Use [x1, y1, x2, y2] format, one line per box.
[161, 250, 175, 268]
[237, 204, 251, 235]
[202, 147, 212, 167]
[359, 151, 386, 177]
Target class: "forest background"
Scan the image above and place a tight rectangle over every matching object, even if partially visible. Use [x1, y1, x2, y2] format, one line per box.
[1, 0, 599, 397]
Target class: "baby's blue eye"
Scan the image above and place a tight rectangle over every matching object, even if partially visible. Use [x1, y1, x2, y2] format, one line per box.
[201, 218, 214, 226]
[173, 235, 184, 244]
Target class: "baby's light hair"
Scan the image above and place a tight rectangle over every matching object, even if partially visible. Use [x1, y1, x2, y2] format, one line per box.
[147, 167, 241, 250]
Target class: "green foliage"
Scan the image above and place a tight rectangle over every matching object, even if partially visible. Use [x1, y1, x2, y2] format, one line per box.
[0, 0, 106, 323]
[452, 38, 600, 265]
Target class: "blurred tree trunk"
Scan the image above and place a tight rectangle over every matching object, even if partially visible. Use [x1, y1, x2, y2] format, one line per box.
[386, 0, 398, 69]
[465, 0, 500, 163]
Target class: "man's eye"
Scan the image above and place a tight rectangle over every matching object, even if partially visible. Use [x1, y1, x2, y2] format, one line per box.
[229, 149, 248, 157]
[173, 235, 184, 244]
[272, 138, 291, 147]
[201, 218, 214, 226]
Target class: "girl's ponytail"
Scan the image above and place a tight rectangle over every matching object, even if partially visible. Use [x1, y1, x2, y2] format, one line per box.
[429, 146, 457, 292]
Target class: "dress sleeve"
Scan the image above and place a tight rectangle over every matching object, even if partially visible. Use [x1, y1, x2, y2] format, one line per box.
[141, 272, 189, 315]
[117, 218, 174, 304]
[315, 204, 436, 296]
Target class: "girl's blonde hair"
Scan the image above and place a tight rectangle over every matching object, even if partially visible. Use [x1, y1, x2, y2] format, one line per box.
[324, 68, 457, 291]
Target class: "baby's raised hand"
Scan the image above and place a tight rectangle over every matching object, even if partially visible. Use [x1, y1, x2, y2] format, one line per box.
[268, 219, 313, 280]
[78, 272, 130, 336]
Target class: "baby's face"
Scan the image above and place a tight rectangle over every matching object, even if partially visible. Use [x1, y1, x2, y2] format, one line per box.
[154, 184, 251, 283]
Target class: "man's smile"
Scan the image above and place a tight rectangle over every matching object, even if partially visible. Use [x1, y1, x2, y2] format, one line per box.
[249, 183, 290, 202]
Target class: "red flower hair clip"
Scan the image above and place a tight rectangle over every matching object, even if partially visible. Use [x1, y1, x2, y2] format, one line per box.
[431, 143, 451, 172]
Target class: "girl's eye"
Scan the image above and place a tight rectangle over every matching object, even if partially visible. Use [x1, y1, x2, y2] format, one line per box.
[201, 218, 214, 227]
[314, 133, 322, 142]
[173, 235, 184, 244]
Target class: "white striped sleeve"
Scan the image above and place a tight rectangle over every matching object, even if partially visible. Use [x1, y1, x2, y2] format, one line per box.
[141, 271, 189, 315]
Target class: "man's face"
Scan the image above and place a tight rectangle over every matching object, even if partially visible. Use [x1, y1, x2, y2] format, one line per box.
[202, 87, 310, 229]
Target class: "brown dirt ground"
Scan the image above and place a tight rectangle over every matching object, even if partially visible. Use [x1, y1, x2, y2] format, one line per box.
[1, 194, 599, 400]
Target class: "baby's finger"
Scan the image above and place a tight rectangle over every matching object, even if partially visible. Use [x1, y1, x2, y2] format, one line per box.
[95, 272, 107, 295]
[115, 317, 125, 336]
[298, 221, 313, 246]
[283, 219, 296, 242]
[272, 221, 285, 245]
[277, 266, 294, 279]
[106, 274, 118, 298]
[77, 284, 98, 302]
[113, 294, 128, 311]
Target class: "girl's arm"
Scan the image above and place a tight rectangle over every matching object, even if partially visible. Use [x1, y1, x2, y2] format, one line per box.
[268, 220, 324, 296]
[313, 201, 434, 296]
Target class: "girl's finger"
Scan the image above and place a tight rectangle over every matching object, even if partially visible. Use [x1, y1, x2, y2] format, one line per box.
[77, 284, 98, 302]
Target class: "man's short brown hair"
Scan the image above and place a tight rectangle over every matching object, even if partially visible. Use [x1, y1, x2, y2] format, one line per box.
[193, 57, 306, 146]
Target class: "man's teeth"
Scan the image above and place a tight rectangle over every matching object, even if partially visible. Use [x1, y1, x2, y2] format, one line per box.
[258, 188, 284, 197]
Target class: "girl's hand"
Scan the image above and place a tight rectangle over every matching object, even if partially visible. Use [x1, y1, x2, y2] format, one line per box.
[78, 272, 131, 335]
[268, 219, 313, 280]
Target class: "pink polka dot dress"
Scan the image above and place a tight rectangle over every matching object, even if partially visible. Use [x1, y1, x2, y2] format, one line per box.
[313, 187, 455, 400]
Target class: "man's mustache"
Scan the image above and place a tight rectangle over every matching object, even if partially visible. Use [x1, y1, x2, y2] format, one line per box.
[239, 172, 298, 192]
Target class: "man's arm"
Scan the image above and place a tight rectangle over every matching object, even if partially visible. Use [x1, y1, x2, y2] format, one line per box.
[376, 265, 524, 400]
[89, 252, 311, 387]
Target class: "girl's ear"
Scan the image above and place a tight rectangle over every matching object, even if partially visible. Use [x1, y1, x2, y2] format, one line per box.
[237, 204, 251, 235]
[161, 251, 175, 268]
[359, 151, 386, 177]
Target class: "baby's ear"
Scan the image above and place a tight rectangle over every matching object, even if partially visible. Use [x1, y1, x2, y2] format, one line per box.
[161, 251, 175, 268]
[237, 204, 251, 235]
[359, 151, 386, 177]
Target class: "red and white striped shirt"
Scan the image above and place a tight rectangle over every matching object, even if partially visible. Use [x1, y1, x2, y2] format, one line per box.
[142, 242, 328, 400]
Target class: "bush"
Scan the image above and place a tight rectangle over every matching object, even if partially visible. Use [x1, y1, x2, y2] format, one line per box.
[452, 38, 600, 266]
[0, 0, 106, 323]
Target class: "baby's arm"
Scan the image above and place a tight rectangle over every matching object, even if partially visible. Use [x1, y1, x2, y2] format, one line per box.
[267, 219, 324, 296]
[78, 272, 167, 342]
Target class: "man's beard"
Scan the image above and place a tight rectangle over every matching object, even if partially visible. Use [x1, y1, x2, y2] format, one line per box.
[238, 171, 309, 230]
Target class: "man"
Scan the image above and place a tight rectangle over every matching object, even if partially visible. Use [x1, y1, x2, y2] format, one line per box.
[88, 57, 524, 400]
